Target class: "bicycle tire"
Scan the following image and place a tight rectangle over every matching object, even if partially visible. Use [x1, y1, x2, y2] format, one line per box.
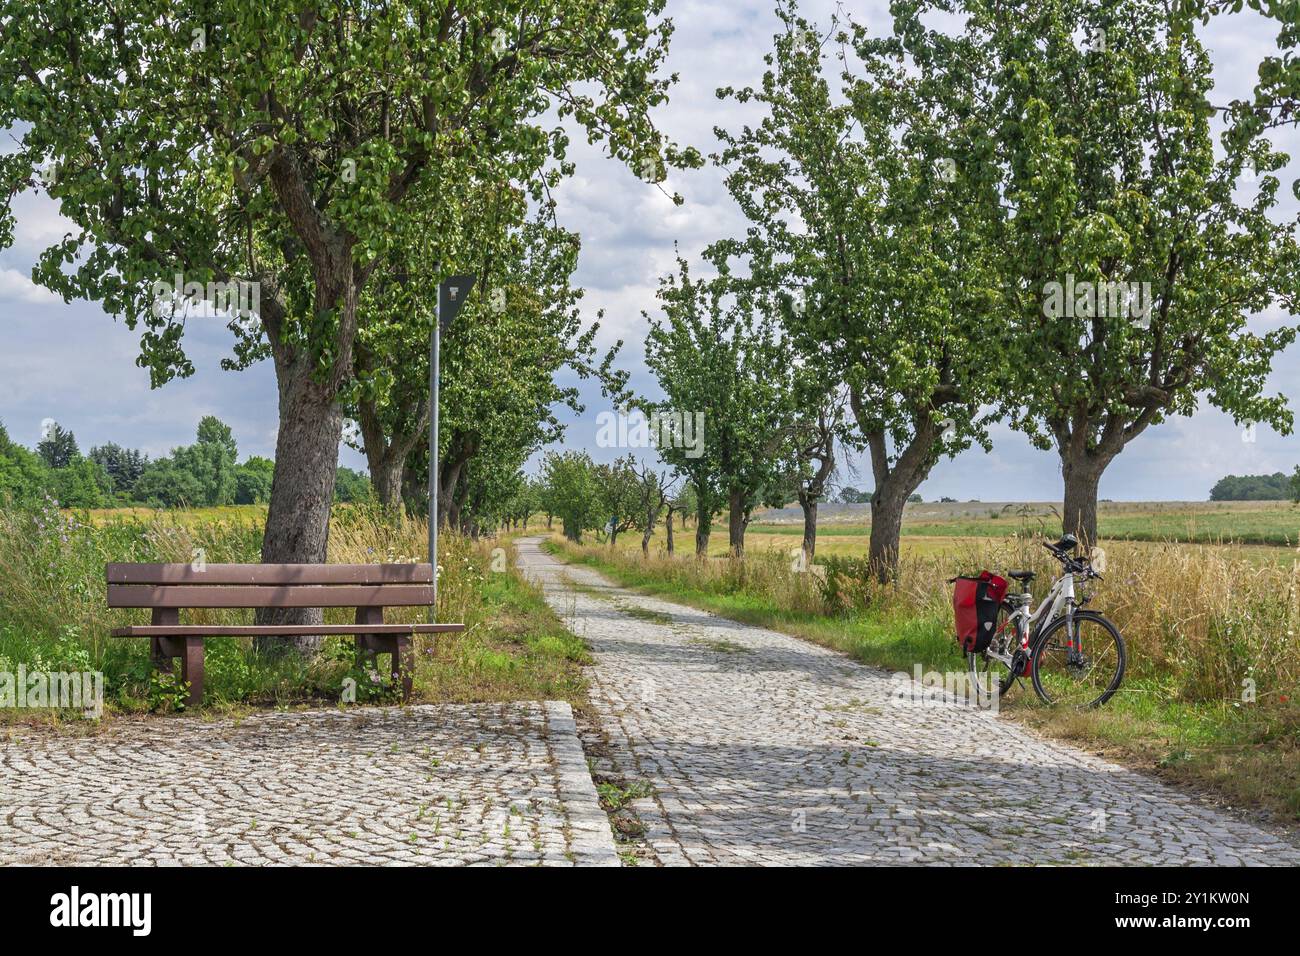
[1030, 610, 1126, 707]
[967, 599, 1019, 705]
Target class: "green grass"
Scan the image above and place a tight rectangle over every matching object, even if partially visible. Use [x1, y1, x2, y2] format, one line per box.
[550, 537, 1300, 824]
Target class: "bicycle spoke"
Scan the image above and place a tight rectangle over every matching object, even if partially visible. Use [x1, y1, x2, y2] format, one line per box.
[1033, 616, 1124, 707]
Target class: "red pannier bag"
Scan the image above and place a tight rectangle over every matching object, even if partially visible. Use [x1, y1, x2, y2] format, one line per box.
[951, 571, 1009, 653]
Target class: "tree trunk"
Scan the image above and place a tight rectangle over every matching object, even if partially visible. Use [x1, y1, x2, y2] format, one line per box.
[695, 502, 711, 557]
[369, 455, 403, 510]
[798, 492, 817, 563]
[727, 487, 746, 556]
[1061, 451, 1105, 547]
[438, 458, 465, 529]
[854, 408, 937, 584]
[868, 488, 907, 584]
[665, 508, 675, 554]
[257, 360, 343, 654]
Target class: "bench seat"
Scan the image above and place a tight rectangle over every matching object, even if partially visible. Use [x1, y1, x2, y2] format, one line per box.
[112, 623, 463, 637]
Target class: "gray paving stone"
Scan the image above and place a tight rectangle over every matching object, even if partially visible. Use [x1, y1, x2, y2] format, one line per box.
[515, 536, 1300, 867]
[0, 701, 615, 866]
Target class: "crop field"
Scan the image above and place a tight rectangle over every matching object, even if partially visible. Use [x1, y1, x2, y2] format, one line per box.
[600, 500, 1300, 567]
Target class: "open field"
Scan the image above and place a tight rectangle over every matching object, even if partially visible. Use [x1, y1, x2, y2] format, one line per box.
[589, 499, 1300, 568]
[749, 499, 1300, 547]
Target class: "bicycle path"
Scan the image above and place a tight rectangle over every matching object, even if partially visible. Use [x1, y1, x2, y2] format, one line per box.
[515, 537, 1300, 866]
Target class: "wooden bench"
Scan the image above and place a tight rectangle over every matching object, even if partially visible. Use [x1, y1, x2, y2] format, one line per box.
[107, 563, 463, 708]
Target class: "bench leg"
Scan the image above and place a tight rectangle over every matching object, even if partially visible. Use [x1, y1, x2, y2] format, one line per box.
[153, 633, 204, 709]
[179, 637, 204, 708]
[393, 634, 413, 702]
[150, 608, 176, 670]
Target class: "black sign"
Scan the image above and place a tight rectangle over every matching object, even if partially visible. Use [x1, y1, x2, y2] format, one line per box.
[438, 275, 475, 333]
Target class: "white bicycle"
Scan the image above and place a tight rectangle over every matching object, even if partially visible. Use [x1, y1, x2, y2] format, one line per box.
[967, 534, 1126, 707]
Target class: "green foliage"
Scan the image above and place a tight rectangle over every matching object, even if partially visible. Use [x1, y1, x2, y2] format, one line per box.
[883, 0, 1300, 540]
[1209, 472, 1295, 501]
[88, 443, 149, 496]
[46, 457, 110, 508]
[0, 423, 54, 507]
[541, 450, 601, 542]
[0, 1, 700, 557]
[592, 455, 644, 542]
[334, 467, 372, 504]
[36, 423, 79, 469]
[708, 4, 1010, 568]
[147, 670, 190, 713]
[234, 457, 275, 505]
[133, 417, 239, 507]
[132, 459, 206, 508]
[643, 257, 798, 550]
[195, 416, 237, 460]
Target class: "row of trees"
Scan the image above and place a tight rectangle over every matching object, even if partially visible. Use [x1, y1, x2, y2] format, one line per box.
[1209, 470, 1300, 501]
[538, 451, 698, 551]
[625, 0, 1300, 580]
[0, 417, 369, 509]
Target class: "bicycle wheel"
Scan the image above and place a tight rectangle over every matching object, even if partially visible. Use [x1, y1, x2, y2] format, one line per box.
[967, 600, 1020, 706]
[1030, 610, 1126, 707]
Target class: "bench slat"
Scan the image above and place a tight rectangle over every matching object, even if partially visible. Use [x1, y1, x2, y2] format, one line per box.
[112, 623, 463, 637]
[106, 563, 433, 585]
[108, 584, 434, 609]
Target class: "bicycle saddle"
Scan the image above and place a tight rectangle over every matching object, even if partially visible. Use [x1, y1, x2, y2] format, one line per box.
[1008, 570, 1036, 582]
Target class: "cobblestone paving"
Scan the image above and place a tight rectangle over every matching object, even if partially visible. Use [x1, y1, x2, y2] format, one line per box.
[0, 701, 616, 866]
[516, 537, 1300, 867]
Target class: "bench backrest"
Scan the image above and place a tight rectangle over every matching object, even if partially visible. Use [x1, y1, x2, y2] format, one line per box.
[106, 563, 434, 609]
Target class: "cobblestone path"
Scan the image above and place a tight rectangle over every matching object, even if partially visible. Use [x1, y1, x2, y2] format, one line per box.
[0, 701, 615, 866]
[516, 537, 1300, 867]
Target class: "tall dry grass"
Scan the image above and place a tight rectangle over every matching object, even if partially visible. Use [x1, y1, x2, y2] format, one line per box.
[0, 499, 506, 711]
[556, 534, 1300, 707]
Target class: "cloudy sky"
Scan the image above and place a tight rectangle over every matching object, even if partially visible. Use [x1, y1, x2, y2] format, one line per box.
[2, 2, 1297, 502]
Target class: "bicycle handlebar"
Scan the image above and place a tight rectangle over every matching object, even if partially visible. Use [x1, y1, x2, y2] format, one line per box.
[1042, 541, 1103, 580]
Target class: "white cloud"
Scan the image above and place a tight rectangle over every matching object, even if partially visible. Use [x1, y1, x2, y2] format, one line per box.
[0, 267, 60, 305]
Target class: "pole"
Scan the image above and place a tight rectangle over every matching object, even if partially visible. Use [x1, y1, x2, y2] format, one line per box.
[429, 285, 440, 623]
[428, 275, 472, 624]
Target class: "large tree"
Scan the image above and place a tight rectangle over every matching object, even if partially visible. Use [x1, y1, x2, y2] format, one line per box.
[0, 1, 697, 645]
[892, 0, 1300, 543]
[710, 6, 1008, 578]
[643, 259, 795, 556]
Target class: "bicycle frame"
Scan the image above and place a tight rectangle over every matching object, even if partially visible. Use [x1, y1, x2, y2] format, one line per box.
[992, 572, 1077, 666]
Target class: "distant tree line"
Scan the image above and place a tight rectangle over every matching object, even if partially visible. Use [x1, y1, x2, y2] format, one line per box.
[1209, 470, 1300, 502]
[0, 416, 370, 510]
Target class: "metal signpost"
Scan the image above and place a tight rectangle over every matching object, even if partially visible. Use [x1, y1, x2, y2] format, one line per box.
[430, 275, 474, 621]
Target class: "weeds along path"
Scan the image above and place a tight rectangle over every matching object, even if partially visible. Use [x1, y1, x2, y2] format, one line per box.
[514, 536, 1300, 867]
